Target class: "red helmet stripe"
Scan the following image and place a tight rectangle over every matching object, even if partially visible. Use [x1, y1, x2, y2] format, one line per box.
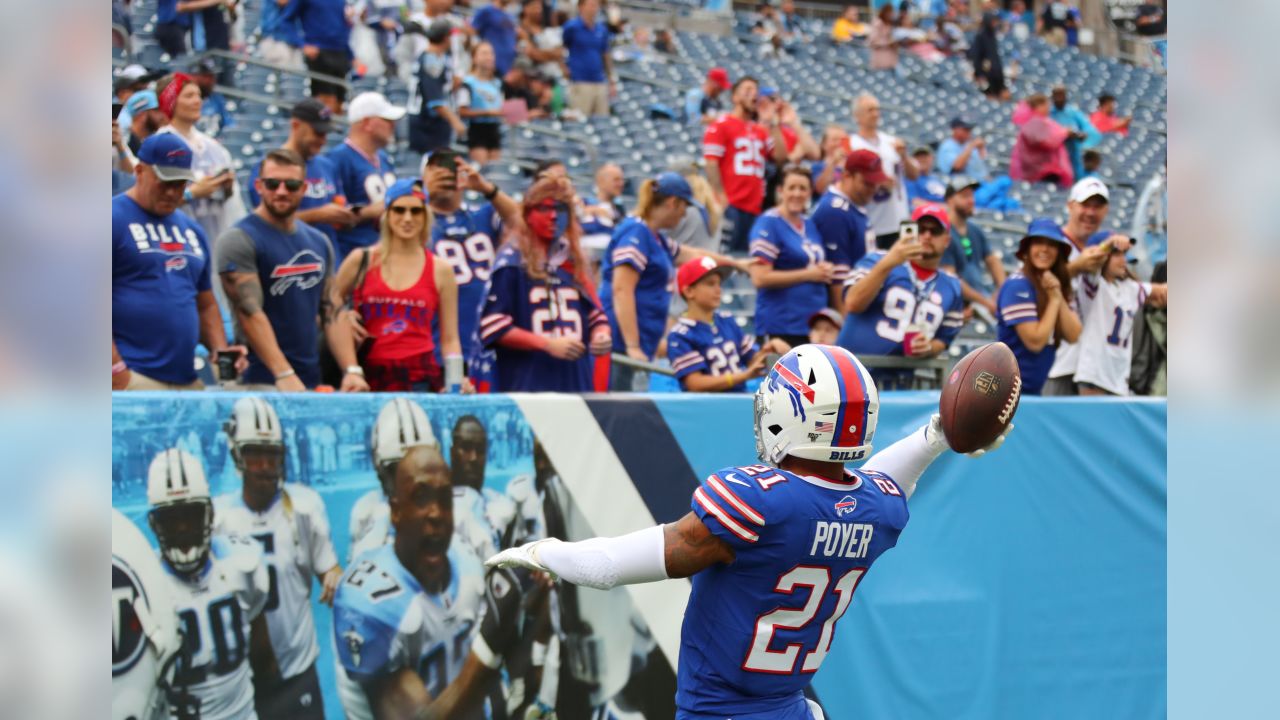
[819, 346, 868, 448]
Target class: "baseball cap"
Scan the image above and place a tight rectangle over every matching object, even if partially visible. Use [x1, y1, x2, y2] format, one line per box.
[911, 203, 950, 231]
[291, 98, 335, 133]
[136, 134, 196, 182]
[949, 115, 975, 130]
[1068, 177, 1109, 204]
[348, 92, 407, 123]
[1017, 217, 1071, 259]
[759, 86, 779, 99]
[843, 149, 890, 185]
[911, 145, 933, 157]
[385, 178, 428, 207]
[677, 256, 731, 295]
[654, 172, 696, 205]
[125, 89, 159, 116]
[707, 67, 731, 90]
[807, 307, 844, 330]
[114, 64, 162, 92]
[425, 19, 453, 44]
[944, 174, 981, 198]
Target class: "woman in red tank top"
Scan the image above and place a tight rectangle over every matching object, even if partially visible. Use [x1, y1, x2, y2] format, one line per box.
[334, 179, 461, 391]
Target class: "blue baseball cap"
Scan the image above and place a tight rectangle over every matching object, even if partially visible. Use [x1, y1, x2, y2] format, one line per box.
[125, 89, 159, 116]
[654, 171, 696, 205]
[136, 134, 195, 182]
[384, 178, 427, 207]
[1017, 217, 1071, 259]
[759, 86, 779, 98]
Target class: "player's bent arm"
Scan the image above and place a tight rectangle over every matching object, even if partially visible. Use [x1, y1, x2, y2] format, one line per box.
[487, 525, 674, 590]
[663, 512, 735, 578]
[368, 667, 432, 720]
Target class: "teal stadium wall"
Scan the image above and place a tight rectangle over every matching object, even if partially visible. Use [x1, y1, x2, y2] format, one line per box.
[112, 393, 1166, 719]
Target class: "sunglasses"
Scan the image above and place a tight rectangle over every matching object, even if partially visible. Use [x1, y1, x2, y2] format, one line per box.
[261, 178, 305, 192]
[390, 205, 426, 216]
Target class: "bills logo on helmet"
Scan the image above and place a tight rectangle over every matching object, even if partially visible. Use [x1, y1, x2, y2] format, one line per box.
[770, 357, 816, 421]
[269, 250, 326, 295]
[834, 496, 858, 516]
[112, 557, 148, 677]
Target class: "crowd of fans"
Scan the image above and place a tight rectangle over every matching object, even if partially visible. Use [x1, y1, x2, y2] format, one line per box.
[112, 0, 1167, 397]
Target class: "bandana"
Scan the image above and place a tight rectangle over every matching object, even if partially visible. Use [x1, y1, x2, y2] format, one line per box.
[159, 73, 194, 120]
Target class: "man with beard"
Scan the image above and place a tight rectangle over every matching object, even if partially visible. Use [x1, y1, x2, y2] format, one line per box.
[215, 148, 362, 391]
[703, 76, 788, 252]
[333, 444, 514, 720]
[448, 415, 521, 560]
[213, 396, 342, 719]
[247, 99, 354, 249]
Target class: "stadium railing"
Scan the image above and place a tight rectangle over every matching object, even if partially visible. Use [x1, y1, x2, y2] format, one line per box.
[112, 23, 132, 62]
[199, 49, 354, 100]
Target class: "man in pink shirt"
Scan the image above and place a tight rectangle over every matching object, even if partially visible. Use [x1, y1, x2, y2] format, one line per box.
[1089, 94, 1131, 137]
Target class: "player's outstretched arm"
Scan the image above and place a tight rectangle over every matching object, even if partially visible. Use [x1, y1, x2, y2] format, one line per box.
[487, 516, 733, 589]
[861, 415, 1014, 499]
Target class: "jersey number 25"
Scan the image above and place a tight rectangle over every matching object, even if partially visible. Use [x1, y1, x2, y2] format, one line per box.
[743, 565, 867, 674]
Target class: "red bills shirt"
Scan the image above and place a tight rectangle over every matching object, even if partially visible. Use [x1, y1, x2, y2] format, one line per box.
[704, 114, 773, 214]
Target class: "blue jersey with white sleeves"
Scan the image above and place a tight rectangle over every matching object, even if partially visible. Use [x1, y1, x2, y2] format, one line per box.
[333, 543, 489, 720]
[997, 272, 1056, 395]
[666, 313, 757, 390]
[325, 141, 396, 260]
[478, 245, 609, 392]
[430, 202, 501, 362]
[600, 216, 681, 358]
[811, 187, 873, 285]
[836, 252, 965, 355]
[749, 210, 829, 336]
[679, 464, 909, 716]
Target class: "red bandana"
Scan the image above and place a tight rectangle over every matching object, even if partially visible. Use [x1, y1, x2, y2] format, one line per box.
[158, 72, 194, 120]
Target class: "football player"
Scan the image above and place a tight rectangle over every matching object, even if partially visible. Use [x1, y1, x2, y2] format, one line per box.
[147, 448, 272, 720]
[213, 398, 341, 719]
[350, 398, 438, 562]
[332, 444, 519, 720]
[489, 345, 1011, 720]
[113, 508, 184, 720]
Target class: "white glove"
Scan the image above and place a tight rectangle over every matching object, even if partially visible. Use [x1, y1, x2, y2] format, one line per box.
[485, 538, 561, 579]
[927, 413, 1015, 458]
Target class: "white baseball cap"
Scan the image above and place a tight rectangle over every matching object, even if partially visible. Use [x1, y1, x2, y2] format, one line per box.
[1068, 177, 1109, 204]
[347, 92, 407, 124]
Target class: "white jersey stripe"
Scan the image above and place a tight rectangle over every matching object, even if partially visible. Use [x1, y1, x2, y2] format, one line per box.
[706, 476, 765, 526]
[694, 487, 759, 543]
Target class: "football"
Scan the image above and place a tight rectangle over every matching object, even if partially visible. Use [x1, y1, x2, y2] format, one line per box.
[939, 342, 1022, 454]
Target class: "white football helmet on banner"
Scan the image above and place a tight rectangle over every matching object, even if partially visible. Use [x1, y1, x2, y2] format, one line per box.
[113, 508, 181, 720]
[146, 448, 213, 576]
[224, 396, 284, 457]
[371, 398, 437, 491]
[754, 345, 880, 465]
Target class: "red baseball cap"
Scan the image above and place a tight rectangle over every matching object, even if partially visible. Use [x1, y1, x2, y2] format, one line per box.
[911, 202, 950, 230]
[677, 256, 731, 295]
[707, 67, 731, 91]
[843, 149, 890, 185]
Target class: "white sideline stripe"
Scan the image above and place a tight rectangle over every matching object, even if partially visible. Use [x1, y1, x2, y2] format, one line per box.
[511, 394, 690, 669]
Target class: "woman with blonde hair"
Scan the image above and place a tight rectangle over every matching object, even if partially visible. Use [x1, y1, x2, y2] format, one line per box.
[333, 179, 462, 391]
[600, 172, 745, 390]
[479, 177, 613, 392]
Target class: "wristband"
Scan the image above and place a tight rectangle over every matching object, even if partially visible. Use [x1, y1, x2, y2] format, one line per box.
[482, 184, 499, 200]
[112, 361, 128, 376]
[344, 365, 364, 376]
[274, 369, 297, 380]
[725, 373, 734, 390]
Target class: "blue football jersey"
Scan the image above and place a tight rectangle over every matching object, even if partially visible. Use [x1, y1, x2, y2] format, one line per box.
[836, 252, 965, 355]
[811, 187, 873, 285]
[997, 273, 1055, 395]
[599, 216, 681, 358]
[667, 313, 757, 391]
[430, 203, 501, 362]
[678, 464, 910, 716]
[333, 544, 487, 720]
[749, 210, 830, 336]
[478, 246, 608, 392]
[325, 141, 397, 260]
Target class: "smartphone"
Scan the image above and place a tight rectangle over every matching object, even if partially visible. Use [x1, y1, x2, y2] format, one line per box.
[433, 150, 460, 175]
[112, 102, 124, 120]
[898, 221, 919, 245]
[216, 349, 243, 381]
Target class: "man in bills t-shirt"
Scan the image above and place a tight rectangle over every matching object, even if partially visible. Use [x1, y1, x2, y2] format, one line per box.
[703, 76, 788, 253]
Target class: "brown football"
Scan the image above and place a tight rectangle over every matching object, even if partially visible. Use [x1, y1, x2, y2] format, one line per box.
[938, 342, 1022, 453]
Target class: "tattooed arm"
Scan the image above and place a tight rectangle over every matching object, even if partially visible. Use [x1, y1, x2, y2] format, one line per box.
[663, 512, 735, 578]
[221, 270, 304, 390]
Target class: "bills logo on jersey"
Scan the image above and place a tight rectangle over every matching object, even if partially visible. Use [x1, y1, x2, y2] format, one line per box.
[165, 256, 188, 272]
[343, 629, 365, 668]
[834, 495, 858, 516]
[269, 250, 326, 295]
[112, 557, 148, 676]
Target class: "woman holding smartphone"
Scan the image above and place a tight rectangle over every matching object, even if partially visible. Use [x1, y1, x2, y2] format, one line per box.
[996, 218, 1083, 395]
[333, 179, 463, 392]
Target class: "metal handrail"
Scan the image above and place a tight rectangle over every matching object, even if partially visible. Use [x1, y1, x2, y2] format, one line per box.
[214, 85, 350, 127]
[112, 23, 132, 61]
[199, 49, 353, 94]
[522, 123, 600, 167]
[611, 353, 677, 377]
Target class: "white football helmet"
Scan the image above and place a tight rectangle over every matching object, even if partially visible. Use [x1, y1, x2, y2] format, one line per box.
[113, 508, 182, 720]
[753, 345, 880, 464]
[224, 396, 286, 493]
[146, 448, 213, 576]
[371, 398, 438, 493]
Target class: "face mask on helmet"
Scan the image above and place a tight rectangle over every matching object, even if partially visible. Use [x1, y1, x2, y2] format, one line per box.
[148, 500, 213, 576]
[525, 200, 570, 243]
